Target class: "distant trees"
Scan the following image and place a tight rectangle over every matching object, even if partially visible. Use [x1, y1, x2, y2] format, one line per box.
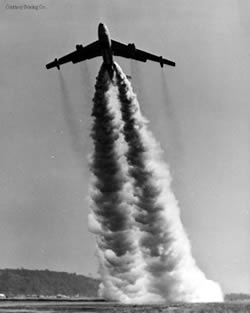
[1, 269, 249, 302]
[0, 269, 99, 297]
[225, 293, 250, 301]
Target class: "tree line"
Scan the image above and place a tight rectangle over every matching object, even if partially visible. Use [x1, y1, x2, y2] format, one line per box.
[0, 268, 99, 297]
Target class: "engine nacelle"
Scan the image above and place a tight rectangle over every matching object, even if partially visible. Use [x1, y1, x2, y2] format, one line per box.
[128, 43, 136, 56]
[76, 44, 83, 51]
[54, 58, 60, 70]
[160, 56, 164, 68]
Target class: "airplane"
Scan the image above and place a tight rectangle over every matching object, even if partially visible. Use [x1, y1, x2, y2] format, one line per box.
[46, 23, 176, 78]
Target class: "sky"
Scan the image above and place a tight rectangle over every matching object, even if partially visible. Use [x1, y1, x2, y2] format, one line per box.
[0, 0, 249, 294]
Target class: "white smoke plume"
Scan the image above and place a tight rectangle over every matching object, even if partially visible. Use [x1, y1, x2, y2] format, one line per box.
[88, 62, 223, 303]
[114, 63, 223, 303]
[88, 64, 160, 303]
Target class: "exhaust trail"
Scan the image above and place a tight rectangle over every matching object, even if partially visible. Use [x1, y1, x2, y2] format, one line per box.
[114, 63, 223, 303]
[58, 72, 88, 171]
[88, 64, 158, 303]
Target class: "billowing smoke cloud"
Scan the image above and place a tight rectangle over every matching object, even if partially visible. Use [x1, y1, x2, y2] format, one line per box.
[88, 64, 159, 303]
[114, 63, 223, 303]
[88, 62, 223, 303]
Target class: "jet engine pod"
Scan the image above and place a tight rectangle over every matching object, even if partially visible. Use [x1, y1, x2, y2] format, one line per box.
[76, 44, 83, 51]
[54, 58, 60, 70]
[160, 56, 164, 68]
[128, 43, 136, 56]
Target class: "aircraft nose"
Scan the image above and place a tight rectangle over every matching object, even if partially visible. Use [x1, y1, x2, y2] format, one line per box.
[98, 23, 105, 32]
[98, 23, 104, 35]
[98, 23, 108, 38]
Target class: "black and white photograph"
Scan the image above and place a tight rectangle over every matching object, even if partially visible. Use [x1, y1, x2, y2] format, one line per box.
[0, 1, 249, 312]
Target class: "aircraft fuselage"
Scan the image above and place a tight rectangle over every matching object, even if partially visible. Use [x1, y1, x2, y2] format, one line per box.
[98, 23, 114, 77]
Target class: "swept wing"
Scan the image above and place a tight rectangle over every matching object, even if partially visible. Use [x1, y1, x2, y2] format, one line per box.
[112, 40, 175, 67]
[46, 41, 101, 69]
